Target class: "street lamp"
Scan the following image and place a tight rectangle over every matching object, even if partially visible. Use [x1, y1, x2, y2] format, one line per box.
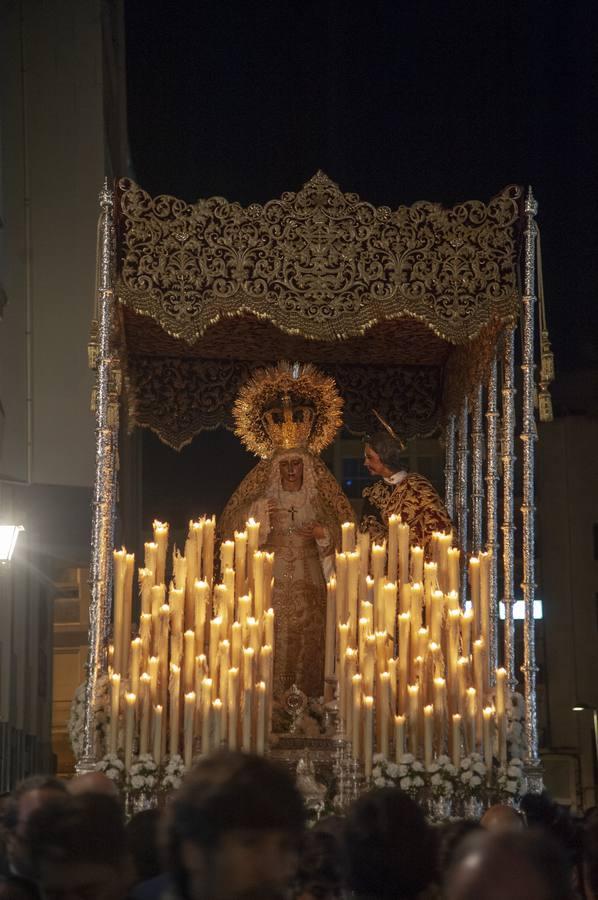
[0, 525, 24, 565]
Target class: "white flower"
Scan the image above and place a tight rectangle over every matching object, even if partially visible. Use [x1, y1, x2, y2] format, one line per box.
[461, 770, 472, 783]
[400, 776, 412, 790]
[373, 753, 385, 763]
[113, 758, 124, 770]
[106, 768, 120, 780]
[131, 775, 144, 789]
[437, 755, 451, 766]
[506, 780, 519, 794]
[413, 776, 424, 788]
[461, 758, 471, 770]
[473, 762, 486, 776]
[507, 766, 521, 778]
[431, 773, 442, 786]
[372, 766, 382, 779]
[398, 765, 409, 777]
[386, 763, 399, 779]
[412, 761, 424, 772]
[470, 775, 482, 787]
[375, 777, 387, 788]
[444, 764, 457, 776]
[427, 763, 440, 774]
[400, 753, 415, 765]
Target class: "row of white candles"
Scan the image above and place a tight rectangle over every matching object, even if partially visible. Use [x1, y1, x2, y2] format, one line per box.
[330, 522, 508, 778]
[108, 517, 276, 770]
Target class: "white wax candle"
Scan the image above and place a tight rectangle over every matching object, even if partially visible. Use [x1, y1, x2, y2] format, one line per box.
[169, 664, 181, 757]
[150, 584, 165, 655]
[342, 521, 356, 553]
[469, 557, 481, 635]
[246, 518, 260, 578]
[363, 696, 374, 778]
[394, 714, 406, 762]
[397, 522, 410, 587]
[234, 530, 248, 599]
[129, 637, 142, 696]
[194, 580, 209, 654]
[231, 622, 243, 670]
[124, 691, 136, 771]
[423, 704, 434, 769]
[202, 517, 215, 588]
[144, 543, 158, 584]
[183, 630, 195, 693]
[242, 687, 253, 752]
[122, 552, 135, 677]
[387, 514, 400, 584]
[227, 667, 239, 750]
[410, 546, 424, 585]
[335, 552, 348, 623]
[153, 521, 169, 586]
[109, 672, 121, 755]
[496, 667, 508, 767]
[212, 698, 223, 749]
[184, 691, 196, 767]
[447, 547, 460, 593]
[201, 677, 213, 755]
[325, 579, 337, 681]
[483, 706, 493, 775]
[383, 582, 398, 642]
[253, 551, 265, 618]
[352, 674, 362, 759]
[220, 540, 235, 573]
[148, 656, 159, 706]
[139, 674, 151, 755]
[397, 612, 410, 715]
[408, 683, 419, 754]
[152, 704, 163, 764]
[264, 607, 275, 652]
[379, 671, 391, 758]
[347, 552, 360, 640]
[112, 549, 127, 675]
[466, 687, 477, 753]
[451, 713, 462, 768]
[460, 608, 474, 659]
[139, 568, 153, 616]
[430, 589, 444, 644]
[255, 681, 267, 755]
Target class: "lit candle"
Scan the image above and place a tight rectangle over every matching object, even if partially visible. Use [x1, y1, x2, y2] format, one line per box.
[423, 561, 438, 612]
[201, 677, 213, 754]
[227, 667, 239, 750]
[447, 609, 461, 714]
[238, 595, 251, 637]
[457, 656, 470, 716]
[169, 664, 181, 757]
[387, 514, 400, 584]
[335, 552, 348, 623]
[129, 637, 142, 696]
[345, 648, 357, 736]
[325, 578, 337, 685]
[416, 626, 429, 661]
[202, 516, 215, 587]
[383, 582, 398, 642]
[473, 639, 485, 720]
[242, 647, 255, 691]
[358, 530, 370, 602]
[190, 519, 204, 582]
[173, 548, 187, 594]
[410, 583, 423, 655]
[264, 608, 275, 651]
[220, 540, 235, 572]
[139, 613, 152, 671]
[152, 704, 163, 764]
[209, 617, 222, 680]
[234, 530, 248, 599]
[469, 557, 481, 635]
[433, 677, 447, 753]
[363, 695, 374, 778]
[194, 654, 207, 702]
[184, 691, 195, 767]
[446, 590, 460, 612]
[428, 641, 443, 680]
[466, 687, 477, 753]
[479, 550, 491, 651]
[219, 640, 231, 720]
[495, 667, 508, 767]
[139, 567, 153, 616]
[144, 542, 158, 584]
[150, 584, 165, 655]
[247, 617, 260, 657]
[153, 520, 169, 586]
[231, 622, 243, 670]
[366, 575, 375, 606]
[407, 683, 419, 753]
[460, 608, 474, 659]
[263, 553, 275, 610]
[213, 584, 229, 635]
[358, 617, 369, 663]
[451, 713, 462, 767]
[394, 714, 406, 762]
[397, 522, 410, 587]
[423, 704, 434, 769]
[342, 521, 356, 553]
[371, 542, 386, 584]
[447, 547, 460, 593]
[352, 673, 363, 759]
[184, 537, 197, 630]
[139, 673, 151, 755]
[362, 635, 376, 696]
[109, 672, 121, 755]
[112, 549, 127, 675]
[255, 681, 267, 754]
[253, 550, 265, 618]
[437, 533, 453, 593]
[347, 552, 360, 639]
[148, 656, 159, 706]
[483, 706, 494, 774]
[379, 671, 391, 758]
[430, 590, 444, 644]
[212, 698, 223, 749]
[338, 623, 349, 721]
[246, 516, 260, 566]
[397, 612, 410, 715]
[242, 687, 253, 752]
[387, 657, 398, 716]
[410, 546, 424, 584]
[183, 630, 195, 693]
[194, 580, 209, 654]
[124, 692, 136, 771]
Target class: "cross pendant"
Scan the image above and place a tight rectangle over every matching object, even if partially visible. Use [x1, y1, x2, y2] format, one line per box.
[288, 505, 298, 522]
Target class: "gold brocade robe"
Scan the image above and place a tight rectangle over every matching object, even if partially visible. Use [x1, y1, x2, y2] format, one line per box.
[219, 453, 355, 699]
[360, 473, 452, 553]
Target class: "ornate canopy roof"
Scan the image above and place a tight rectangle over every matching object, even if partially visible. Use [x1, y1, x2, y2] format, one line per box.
[112, 173, 524, 449]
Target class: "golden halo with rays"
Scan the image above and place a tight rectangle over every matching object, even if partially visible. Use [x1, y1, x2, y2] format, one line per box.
[233, 361, 344, 459]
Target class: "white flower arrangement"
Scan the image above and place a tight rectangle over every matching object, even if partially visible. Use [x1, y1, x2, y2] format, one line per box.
[496, 756, 525, 802]
[95, 753, 125, 788]
[128, 754, 159, 795]
[426, 755, 458, 798]
[162, 754, 186, 792]
[458, 753, 487, 799]
[68, 675, 111, 760]
[372, 753, 425, 797]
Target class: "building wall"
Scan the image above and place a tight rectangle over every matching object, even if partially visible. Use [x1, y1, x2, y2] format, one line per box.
[538, 415, 598, 807]
[0, 0, 127, 786]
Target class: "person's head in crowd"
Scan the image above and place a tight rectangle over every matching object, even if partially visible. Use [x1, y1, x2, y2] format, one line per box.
[436, 819, 482, 877]
[67, 772, 119, 800]
[481, 803, 525, 833]
[1, 777, 68, 879]
[0, 877, 40, 900]
[166, 751, 306, 900]
[291, 830, 343, 900]
[445, 829, 572, 900]
[344, 787, 438, 899]
[23, 793, 132, 900]
[520, 791, 581, 877]
[582, 809, 598, 900]
[125, 808, 163, 886]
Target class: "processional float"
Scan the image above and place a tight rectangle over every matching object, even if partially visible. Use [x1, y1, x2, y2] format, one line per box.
[78, 172, 554, 810]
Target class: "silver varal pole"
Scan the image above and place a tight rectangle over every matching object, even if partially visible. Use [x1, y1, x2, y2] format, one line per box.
[456, 397, 469, 606]
[77, 181, 117, 773]
[470, 384, 484, 554]
[485, 359, 500, 683]
[521, 187, 541, 784]
[444, 414, 456, 520]
[501, 328, 516, 690]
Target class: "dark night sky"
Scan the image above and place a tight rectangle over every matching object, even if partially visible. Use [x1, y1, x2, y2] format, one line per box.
[125, 0, 598, 375]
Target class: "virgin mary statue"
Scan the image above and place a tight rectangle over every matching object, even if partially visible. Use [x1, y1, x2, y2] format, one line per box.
[220, 363, 355, 699]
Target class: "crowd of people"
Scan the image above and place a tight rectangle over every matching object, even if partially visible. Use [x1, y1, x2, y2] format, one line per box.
[0, 752, 597, 900]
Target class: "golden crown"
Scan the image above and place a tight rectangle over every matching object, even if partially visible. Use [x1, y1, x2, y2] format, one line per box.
[234, 362, 343, 458]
